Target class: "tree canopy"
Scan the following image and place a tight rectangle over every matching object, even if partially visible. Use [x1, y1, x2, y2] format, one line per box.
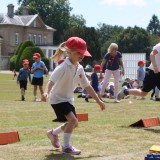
[147, 14, 160, 35]
[16, 0, 72, 44]
[15, 0, 160, 64]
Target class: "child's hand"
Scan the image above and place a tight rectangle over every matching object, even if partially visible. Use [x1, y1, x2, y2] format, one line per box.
[98, 100, 105, 110]
[41, 93, 48, 102]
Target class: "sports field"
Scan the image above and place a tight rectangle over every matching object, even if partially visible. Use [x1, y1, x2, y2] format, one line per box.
[0, 72, 160, 160]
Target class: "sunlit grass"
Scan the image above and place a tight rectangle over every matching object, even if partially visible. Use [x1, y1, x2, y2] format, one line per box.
[0, 73, 160, 160]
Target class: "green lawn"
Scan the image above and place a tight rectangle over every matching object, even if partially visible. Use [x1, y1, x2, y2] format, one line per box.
[0, 73, 160, 160]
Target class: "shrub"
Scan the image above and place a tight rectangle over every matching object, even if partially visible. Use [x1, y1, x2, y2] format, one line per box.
[9, 42, 23, 70]
[9, 55, 17, 71]
[15, 41, 35, 70]
[20, 46, 49, 70]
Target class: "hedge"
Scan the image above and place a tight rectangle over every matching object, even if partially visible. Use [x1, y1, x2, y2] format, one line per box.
[15, 41, 35, 70]
[19, 46, 49, 70]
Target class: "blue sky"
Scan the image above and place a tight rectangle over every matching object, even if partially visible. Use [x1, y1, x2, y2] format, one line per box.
[1, 0, 160, 29]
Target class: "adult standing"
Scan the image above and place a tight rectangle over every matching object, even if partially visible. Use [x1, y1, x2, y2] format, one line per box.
[100, 43, 124, 103]
[31, 53, 47, 102]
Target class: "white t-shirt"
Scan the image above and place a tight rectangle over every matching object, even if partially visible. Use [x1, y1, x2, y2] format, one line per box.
[148, 43, 160, 71]
[49, 58, 90, 105]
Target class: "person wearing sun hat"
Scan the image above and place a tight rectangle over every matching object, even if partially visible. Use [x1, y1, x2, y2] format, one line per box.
[17, 59, 31, 101]
[85, 64, 103, 102]
[41, 37, 105, 155]
[31, 53, 47, 102]
[137, 60, 145, 88]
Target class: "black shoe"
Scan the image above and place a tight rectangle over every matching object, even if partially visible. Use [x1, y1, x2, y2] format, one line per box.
[85, 97, 89, 102]
[21, 96, 25, 101]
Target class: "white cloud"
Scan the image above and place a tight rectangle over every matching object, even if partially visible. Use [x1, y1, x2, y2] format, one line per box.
[101, 0, 147, 7]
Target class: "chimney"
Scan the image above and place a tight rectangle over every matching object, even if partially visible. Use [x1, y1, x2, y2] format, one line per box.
[22, 5, 29, 15]
[7, 4, 14, 18]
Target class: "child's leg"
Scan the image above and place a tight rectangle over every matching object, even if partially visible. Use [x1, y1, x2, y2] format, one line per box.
[21, 88, 25, 101]
[112, 69, 120, 98]
[61, 112, 80, 154]
[33, 85, 37, 100]
[100, 69, 112, 96]
[62, 111, 78, 147]
[21, 88, 25, 96]
[129, 89, 148, 97]
[39, 85, 44, 95]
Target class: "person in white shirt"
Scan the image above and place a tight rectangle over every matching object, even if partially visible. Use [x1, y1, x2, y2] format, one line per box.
[117, 41, 160, 101]
[42, 37, 105, 155]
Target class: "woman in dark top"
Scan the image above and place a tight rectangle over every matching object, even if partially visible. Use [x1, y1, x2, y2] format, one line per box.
[100, 43, 124, 103]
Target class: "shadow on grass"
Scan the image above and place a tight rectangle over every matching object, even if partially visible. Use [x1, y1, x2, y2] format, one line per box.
[144, 128, 160, 133]
[44, 149, 103, 160]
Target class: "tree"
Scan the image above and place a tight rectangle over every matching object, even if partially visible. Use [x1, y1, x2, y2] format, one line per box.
[117, 26, 151, 62]
[64, 26, 101, 65]
[69, 14, 86, 27]
[97, 23, 124, 55]
[147, 14, 160, 35]
[16, 0, 72, 44]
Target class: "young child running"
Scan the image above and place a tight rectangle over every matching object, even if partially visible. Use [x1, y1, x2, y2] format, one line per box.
[17, 59, 31, 101]
[85, 64, 102, 102]
[117, 41, 160, 101]
[42, 37, 105, 155]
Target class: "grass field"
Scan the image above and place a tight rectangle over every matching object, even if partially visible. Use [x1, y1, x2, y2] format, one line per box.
[0, 72, 160, 160]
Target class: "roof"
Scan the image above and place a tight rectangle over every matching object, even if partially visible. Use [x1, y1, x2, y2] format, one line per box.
[0, 13, 55, 31]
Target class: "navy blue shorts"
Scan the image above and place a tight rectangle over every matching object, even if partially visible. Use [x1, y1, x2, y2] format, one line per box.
[51, 102, 77, 122]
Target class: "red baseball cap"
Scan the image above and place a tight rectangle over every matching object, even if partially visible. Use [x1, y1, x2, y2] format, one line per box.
[33, 53, 41, 58]
[138, 60, 145, 66]
[94, 64, 101, 70]
[65, 37, 92, 57]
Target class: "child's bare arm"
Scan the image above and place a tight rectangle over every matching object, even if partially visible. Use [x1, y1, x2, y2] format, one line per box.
[42, 80, 54, 101]
[84, 85, 105, 110]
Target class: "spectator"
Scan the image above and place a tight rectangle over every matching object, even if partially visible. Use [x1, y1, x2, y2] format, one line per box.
[85, 64, 102, 102]
[17, 60, 31, 101]
[100, 43, 125, 103]
[31, 53, 47, 102]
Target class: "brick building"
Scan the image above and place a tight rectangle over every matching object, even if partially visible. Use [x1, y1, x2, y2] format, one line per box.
[0, 4, 56, 70]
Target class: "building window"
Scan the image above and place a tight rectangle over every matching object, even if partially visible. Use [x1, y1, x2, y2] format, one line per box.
[33, 34, 36, 44]
[28, 34, 32, 41]
[38, 35, 42, 45]
[44, 36, 47, 45]
[34, 21, 36, 27]
[15, 33, 19, 45]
